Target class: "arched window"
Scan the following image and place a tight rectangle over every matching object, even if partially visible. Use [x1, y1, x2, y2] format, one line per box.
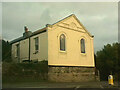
[81, 39, 85, 53]
[60, 34, 66, 51]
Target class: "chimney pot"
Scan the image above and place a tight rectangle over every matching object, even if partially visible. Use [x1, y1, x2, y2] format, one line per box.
[24, 26, 28, 32]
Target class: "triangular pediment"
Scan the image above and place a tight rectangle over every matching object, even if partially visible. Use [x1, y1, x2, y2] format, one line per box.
[52, 14, 93, 37]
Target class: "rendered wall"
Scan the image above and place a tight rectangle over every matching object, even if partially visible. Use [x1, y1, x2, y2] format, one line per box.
[11, 31, 48, 62]
[48, 16, 95, 67]
[11, 39, 29, 62]
[12, 42, 19, 62]
[30, 31, 48, 61]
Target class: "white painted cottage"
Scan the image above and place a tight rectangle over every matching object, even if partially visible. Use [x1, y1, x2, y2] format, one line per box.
[10, 14, 96, 82]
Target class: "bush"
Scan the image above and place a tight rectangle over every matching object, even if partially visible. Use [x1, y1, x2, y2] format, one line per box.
[2, 61, 48, 83]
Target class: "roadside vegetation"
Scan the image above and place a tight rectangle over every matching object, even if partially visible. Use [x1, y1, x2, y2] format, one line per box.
[2, 39, 120, 82]
[2, 61, 48, 83]
[2, 39, 48, 83]
[95, 42, 120, 81]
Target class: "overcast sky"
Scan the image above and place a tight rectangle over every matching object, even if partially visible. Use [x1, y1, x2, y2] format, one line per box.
[2, 2, 118, 52]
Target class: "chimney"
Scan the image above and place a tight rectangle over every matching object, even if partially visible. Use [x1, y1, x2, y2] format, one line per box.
[23, 26, 32, 38]
[24, 26, 28, 32]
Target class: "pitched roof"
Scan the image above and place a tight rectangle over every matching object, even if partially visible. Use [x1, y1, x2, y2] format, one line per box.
[52, 14, 93, 37]
[10, 36, 24, 44]
[10, 14, 93, 44]
[10, 27, 46, 44]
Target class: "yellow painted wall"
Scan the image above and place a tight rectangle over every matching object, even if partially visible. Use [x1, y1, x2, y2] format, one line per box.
[48, 16, 95, 67]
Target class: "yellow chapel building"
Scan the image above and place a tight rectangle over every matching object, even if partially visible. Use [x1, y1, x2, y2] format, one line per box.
[10, 14, 96, 82]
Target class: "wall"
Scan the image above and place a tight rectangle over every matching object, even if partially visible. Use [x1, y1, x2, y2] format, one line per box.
[48, 16, 95, 67]
[48, 66, 96, 82]
[20, 39, 29, 61]
[30, 31, 48, 61]
[11, 31, 48, 62]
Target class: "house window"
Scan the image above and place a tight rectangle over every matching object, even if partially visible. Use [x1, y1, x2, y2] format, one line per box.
[34, 37, 39, 51]
[81, 38, 85, 53]
[60, 34, 66, 51]
[16, 44, 20, 57]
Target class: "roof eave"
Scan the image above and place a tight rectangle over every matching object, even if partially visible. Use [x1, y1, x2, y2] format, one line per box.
[10, 27, 47, 44]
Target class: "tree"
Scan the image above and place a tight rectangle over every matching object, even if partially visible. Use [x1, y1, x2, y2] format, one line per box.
[96, 42, 120, 81]
[2, 39, 12, 62]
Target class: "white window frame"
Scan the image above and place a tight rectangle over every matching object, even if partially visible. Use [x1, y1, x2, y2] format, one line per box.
[81, 38, 85, 53]
[57, 32, 68, 54]
[60, 34, 66, 51]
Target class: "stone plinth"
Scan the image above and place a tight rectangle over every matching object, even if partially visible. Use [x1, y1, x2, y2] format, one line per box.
[48, 66, 96, 82]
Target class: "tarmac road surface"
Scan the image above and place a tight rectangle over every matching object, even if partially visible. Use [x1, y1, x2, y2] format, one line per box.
[2, 81, 120, 90]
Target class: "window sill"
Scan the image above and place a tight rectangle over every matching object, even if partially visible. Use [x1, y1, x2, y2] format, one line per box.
[59, 50, 67, 54]
[80, 53, 86, 56]
[33, 50, 39, 54]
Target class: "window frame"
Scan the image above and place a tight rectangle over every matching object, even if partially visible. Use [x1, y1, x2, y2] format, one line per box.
[80, 38, 86, 54]
[60, 34, 66, 51]
[58, 32, 67, 53]
[34, 37, 39, 53]
[16, 43, 20, 57]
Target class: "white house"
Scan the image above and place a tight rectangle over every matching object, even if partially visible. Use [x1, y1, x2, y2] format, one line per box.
[10, 14, 96, 82]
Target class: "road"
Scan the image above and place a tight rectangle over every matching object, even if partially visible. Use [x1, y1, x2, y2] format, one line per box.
[2, 81, 120, 89]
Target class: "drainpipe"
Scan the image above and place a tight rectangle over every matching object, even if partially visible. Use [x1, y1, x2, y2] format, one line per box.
[28, 37, 31, 62]
[24, 26, 32, 62]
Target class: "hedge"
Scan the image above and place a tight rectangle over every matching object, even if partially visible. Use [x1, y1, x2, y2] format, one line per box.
[2, 61, 48, 82]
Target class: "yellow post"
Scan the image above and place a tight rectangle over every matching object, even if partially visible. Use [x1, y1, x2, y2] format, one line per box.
[108, 75, 114, 85]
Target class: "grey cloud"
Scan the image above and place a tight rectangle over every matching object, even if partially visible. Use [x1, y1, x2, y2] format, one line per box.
[2, 2, 118, 52]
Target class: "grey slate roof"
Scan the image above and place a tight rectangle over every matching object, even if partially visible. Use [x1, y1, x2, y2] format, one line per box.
[10, 27, 47, 44]
[10, 36, 24, 44]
